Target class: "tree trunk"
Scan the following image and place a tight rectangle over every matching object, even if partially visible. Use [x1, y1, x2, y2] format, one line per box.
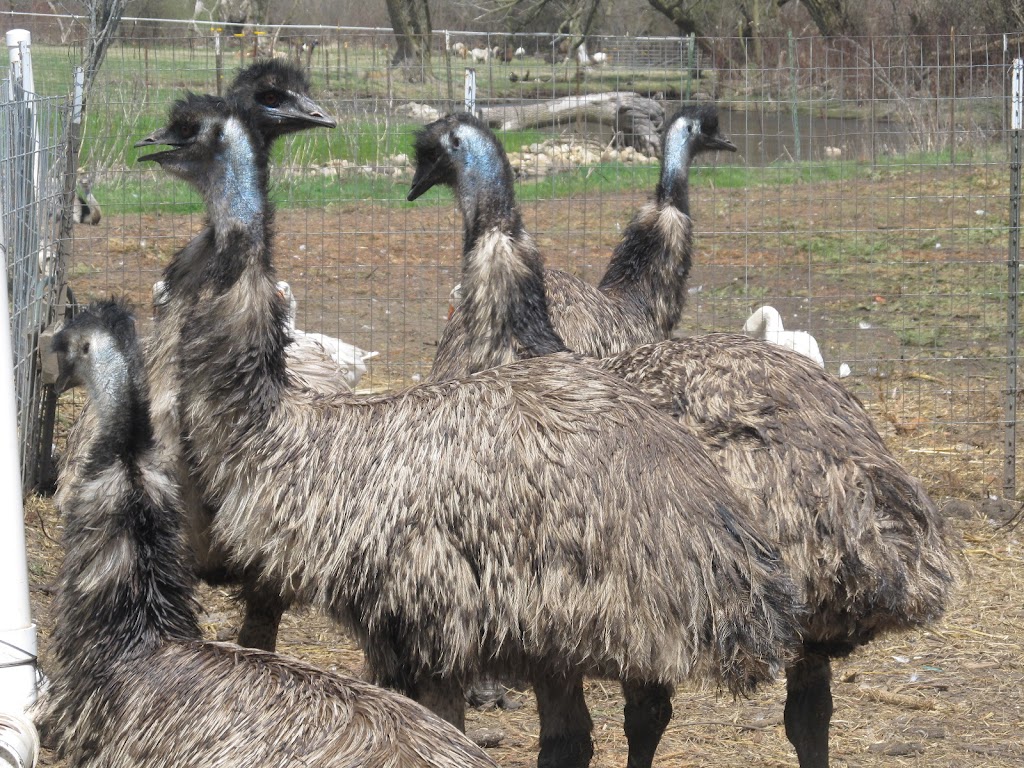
[795, 0, 855, 37]
[385, 0, 433, 82]
[479, 93, 665, 155]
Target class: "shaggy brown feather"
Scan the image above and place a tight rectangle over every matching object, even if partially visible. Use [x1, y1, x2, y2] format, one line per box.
[414, 113, 958, 768]
[38, 299, 497, 768]
[154, 102, 799, 722]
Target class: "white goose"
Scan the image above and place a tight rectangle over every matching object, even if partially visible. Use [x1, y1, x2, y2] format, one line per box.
[276, 280, 379, 387]
[742, 305, 824, 368]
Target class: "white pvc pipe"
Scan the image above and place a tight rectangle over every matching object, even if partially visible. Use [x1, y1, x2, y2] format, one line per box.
[5, 30, 33, 95]
[0, 712, 38, 768]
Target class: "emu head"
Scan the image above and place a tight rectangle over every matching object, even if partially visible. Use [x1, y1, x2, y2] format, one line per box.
[658, 104, 736, 205]
[135, 96, 265, 219]
[228, 59, 336, 140]
[408, 113, 517, 231]
[663, 104, 737, 160]
[51, 298, 140, 396]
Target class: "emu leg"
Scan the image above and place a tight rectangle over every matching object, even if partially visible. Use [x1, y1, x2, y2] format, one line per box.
[416, 675, 467, 732]
[533, 672, 594, 768]
[622, 679, 673, 768]
[784, 652, 833, 768]
[236, 581, 287, 652]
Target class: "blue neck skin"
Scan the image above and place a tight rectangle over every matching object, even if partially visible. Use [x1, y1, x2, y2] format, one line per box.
[453, 125, 513, 225]
[217, 117, 263, 228]
[659, 118, 696, 208]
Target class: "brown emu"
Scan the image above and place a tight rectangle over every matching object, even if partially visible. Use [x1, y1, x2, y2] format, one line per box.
[134, 60, 338, 652]
[428, 104, 735, 380]
[139, 92, 799, 768]
[37, 298, 497, 768]
[408, 113, 958, 768]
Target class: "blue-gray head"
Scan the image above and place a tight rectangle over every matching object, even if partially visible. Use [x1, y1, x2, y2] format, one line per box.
[658, 104, 736, 202]
[134, 95, 266, 225]
[51, 298, 142, 400]
[407, 113, 516, 218]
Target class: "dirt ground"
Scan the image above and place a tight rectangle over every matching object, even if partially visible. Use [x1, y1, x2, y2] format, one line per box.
[28, 169, 1024, 766]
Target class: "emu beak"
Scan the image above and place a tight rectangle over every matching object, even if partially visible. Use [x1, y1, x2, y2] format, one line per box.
[706, 131, 737, 153]
[407, 157, 445, 201]
[134, 127, 187, 163]
[271, 92, 337, 129]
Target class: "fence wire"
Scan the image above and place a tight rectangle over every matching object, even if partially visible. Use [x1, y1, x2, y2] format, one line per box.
[2, 13, 1021, 501]
[1, 76, 71, 491]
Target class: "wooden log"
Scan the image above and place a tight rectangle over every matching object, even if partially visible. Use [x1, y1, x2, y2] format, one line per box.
[478, 92, 665, 155]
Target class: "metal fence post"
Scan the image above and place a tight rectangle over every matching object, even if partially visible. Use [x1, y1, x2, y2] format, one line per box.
[1006, 58, 1022, 500]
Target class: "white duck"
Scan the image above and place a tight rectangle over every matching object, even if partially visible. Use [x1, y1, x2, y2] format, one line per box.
[742, 305, 824, 368]
[276, 281, 379, 387]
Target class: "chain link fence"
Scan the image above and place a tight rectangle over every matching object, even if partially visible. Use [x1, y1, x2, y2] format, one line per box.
[2, 12, 1021, 501]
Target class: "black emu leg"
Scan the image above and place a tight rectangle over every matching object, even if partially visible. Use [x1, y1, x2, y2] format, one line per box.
[417, 675, 467, 732]
[237, 581, 288, 652]
[785, 651, 833, 768]
[622, 679, 673, 768]
[533, 672, 594, 768]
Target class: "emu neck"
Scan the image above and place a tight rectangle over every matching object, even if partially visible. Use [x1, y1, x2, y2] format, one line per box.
[175, 128, 287, 438]
[53, 364, 199, 684]
[597, 126, 696, 337]
[459, 202, 568, 374]
[657, 120, 698, 212]
[84, 342, 152, 463]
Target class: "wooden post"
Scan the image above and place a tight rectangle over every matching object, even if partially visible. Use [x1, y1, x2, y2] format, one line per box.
[949, 26, 956, 165]
[215, 32, 223, 97]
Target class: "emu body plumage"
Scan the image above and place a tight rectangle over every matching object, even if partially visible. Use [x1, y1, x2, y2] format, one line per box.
[38, 299, 495, 768]
[144, 95, 799, 767]
[410, 113, 958, 768]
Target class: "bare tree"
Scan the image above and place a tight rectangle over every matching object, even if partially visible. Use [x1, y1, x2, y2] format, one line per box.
[778, 0, 855, 37]
[385, 0, 434, 81]
[81, 0, 129, 95]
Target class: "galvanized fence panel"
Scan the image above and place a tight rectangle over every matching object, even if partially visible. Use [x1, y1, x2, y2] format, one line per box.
[2, 13, 1020, 501]
[1, 76, 71, 490]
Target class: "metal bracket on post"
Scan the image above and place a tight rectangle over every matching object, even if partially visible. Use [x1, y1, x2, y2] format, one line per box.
[1005, 58, 1023, 500]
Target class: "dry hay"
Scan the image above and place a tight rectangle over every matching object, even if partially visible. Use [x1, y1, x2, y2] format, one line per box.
[24, 479, 1024, 767]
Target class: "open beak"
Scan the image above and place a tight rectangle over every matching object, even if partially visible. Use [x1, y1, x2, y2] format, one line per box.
[271, 92, 337, 129]
[134, 127, 187, 163]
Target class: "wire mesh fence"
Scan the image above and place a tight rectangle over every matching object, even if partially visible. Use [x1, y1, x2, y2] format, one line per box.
[2, 12, 1021, 501]
[1, 68, 72, 491]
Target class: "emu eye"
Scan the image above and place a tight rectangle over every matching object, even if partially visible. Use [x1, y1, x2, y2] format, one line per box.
[179, 122, 198, 140]
[258, 91, 281, 108]
[450, 133, 461, 150]
[81, 341, 90, 354]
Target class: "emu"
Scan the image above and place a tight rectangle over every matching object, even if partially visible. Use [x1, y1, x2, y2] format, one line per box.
[139, 93, 799, 768]
[428, 105, 735, 380]
[133, 61, 339, 653]
[408, 112, 958, 768]
[36, 298, 498, 768]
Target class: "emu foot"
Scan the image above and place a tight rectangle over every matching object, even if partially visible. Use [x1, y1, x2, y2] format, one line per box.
[784, 653, 833, 768]
[466, 678, 523, 710]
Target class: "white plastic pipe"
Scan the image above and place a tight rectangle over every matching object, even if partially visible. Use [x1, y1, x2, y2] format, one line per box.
[0, 712, 38, 768]
[0, 74, 39, 768]
[5, 30, 34, 95]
